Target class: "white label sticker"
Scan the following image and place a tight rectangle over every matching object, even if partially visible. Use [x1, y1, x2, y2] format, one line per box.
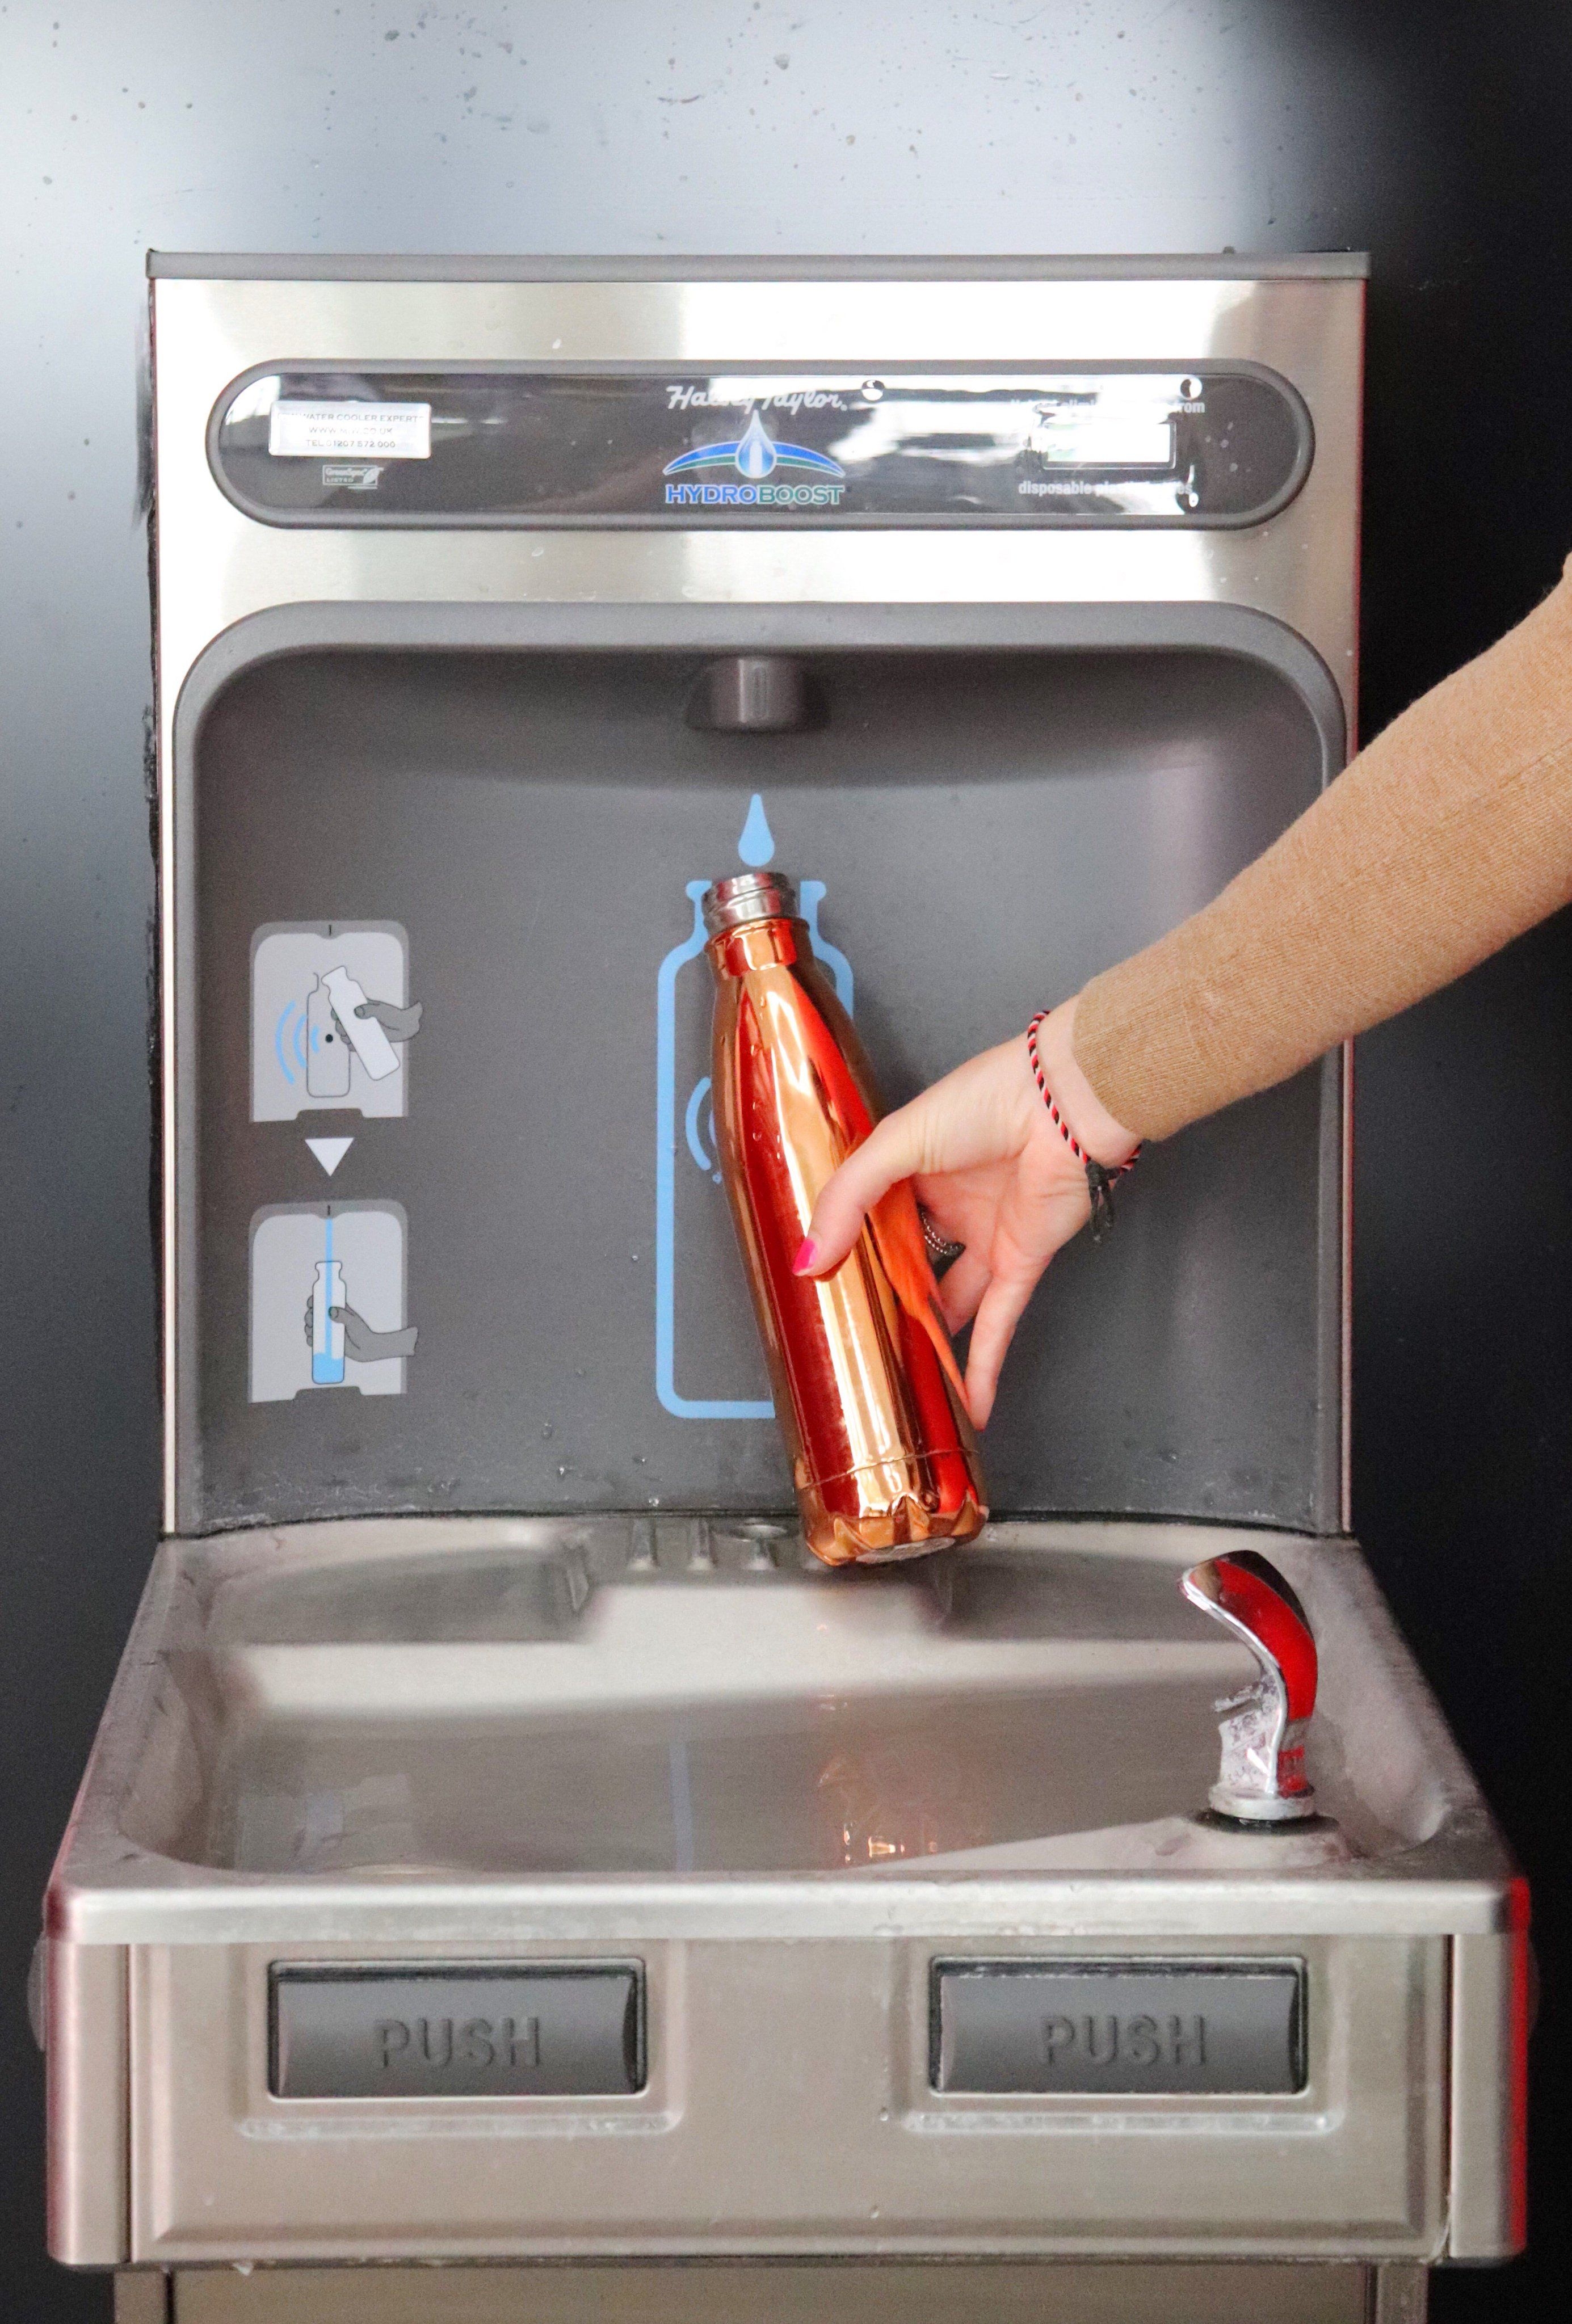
[1029, 412, 1173, 469]
[268, 401, 432, 460]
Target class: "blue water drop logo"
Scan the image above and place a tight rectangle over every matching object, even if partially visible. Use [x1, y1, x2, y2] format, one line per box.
[734, 410, 779, 481]
[737, 793, 775, 867]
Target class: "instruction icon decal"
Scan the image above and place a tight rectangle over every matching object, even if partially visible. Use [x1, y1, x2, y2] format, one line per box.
[250, 1201, 415, 1402]
[251, 922, 422, 1121]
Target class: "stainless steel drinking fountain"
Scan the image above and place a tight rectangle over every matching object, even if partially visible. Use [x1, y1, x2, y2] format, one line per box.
[44, 256, 1525, 2323]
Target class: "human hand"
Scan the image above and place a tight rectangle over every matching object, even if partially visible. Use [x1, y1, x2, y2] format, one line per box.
[330, 1304, 419, 1362]
[356, 998, 423, 1042]
[796, 997, 1138, 1428]
[303, 1295, 419, 1362]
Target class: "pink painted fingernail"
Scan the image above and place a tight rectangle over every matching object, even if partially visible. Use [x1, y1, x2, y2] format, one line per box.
[793, 1237, 817, 1274]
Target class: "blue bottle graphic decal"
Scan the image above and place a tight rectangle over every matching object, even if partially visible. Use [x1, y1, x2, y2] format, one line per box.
[655, 797, 853, 1421]
[798, 881, 853, 1011]
[737, 791, 774, 867]
[311, 1217, 346, 1384]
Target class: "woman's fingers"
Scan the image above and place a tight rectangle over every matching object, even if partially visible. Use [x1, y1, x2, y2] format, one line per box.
[800, 1050, 1031, 1278]
[963, 1263, 1042, 1428]
[798, 1106, 928, 1275]
[936, 1244, 991, 1332]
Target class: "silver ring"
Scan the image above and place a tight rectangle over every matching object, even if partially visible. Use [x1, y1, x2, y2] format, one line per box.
[919, 1206, 965, 1265]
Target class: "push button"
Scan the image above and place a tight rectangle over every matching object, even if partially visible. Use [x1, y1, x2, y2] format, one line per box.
[932, 1960, 1304, 2095]
[270, 1963, 645, 2099]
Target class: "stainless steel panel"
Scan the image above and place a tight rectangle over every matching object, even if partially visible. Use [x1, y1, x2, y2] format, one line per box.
[148, 254, 1372, 281]
[161, 2258, 1379, 2322]
[149, 267, 1363, 1531]
[1446, 1927, 1531, 2258]
[51, 1519, 1516, 1947]
[45, 1938, 129, 2264]
[934, 1960, 1304, 2094]
[129, 1931, 1446, 2262]
[148, 273, 1363, 731]
[1373, 2264, 1429, 2324]
[115, 2275, 170, 2324]
[39, 1517, 1510, 2262]
[271, 1964, 644, 2098]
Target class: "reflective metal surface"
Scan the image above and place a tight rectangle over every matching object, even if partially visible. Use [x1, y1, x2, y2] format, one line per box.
[117, 2256, 1424, 2323]
[705, 885, 985, 1562]
[48, 1517, 1515, 1919]
[1182, 1553, 1321, 1821]
[45, 1516, 1520, 2264]
[150, 268, 1364, 748]
[149, 264, 1364, 1528]
[205, 359, 1313, 531]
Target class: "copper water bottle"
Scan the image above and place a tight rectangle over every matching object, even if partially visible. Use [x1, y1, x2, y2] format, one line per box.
[703, 871, 987, 1565]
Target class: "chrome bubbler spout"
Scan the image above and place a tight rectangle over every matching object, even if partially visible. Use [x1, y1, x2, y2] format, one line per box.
[1180, 1550, 1320, 1824]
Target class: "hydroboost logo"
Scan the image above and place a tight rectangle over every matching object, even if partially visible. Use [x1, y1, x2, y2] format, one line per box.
[663, 408, 846, 508]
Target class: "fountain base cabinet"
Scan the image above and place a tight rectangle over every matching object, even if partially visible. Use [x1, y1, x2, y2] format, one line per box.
[45, 258, 1523, 2307]
[112, 2259, 1434, 2323]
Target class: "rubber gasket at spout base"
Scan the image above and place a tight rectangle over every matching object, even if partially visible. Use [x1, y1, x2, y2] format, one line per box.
[1208, 1784, 1321, 1824]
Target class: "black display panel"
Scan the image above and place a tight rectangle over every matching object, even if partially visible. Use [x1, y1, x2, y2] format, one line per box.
[210, 364, 1312, 528]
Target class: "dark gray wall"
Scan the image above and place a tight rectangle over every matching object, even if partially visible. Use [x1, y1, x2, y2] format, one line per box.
[2, 4, 1568, 2317]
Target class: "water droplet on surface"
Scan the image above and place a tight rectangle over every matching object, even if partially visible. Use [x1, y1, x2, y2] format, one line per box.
[737, 793, 774, 866]
[734, 408, 777, 481]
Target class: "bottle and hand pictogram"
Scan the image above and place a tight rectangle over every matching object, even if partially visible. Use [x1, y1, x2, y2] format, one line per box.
[250, 1202, 417, 1403]
[252, 923, 422, 1122]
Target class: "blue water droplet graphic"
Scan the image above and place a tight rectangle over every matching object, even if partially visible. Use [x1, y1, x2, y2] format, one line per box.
[737, 793, 775, 866]
[734, 409, 777, 480]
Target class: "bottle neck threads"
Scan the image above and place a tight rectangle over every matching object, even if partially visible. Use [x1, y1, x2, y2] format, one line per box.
[702, 872, 798, 936]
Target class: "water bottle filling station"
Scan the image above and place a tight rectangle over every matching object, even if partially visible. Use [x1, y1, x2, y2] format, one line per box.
[44, 256, 1524, 2323]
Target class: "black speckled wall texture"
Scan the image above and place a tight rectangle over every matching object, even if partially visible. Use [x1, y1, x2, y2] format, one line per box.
[3, 4, 1570, 2315]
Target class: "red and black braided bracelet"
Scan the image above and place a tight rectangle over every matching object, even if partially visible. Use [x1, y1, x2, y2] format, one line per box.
[1025, 1010, 1141, 1241]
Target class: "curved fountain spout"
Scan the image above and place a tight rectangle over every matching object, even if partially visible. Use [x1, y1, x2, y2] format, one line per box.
[1179, 1551, 1320, 1823]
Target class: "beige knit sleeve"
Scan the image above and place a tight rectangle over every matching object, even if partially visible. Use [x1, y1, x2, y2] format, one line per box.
[1073, 558, 1572, 1142]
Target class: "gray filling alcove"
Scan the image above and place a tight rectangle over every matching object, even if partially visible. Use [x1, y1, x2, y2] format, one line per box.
[190, 642, 1338, 1533]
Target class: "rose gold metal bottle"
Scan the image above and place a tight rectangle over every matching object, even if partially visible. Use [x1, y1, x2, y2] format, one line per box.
[703, 871, 987, 1566]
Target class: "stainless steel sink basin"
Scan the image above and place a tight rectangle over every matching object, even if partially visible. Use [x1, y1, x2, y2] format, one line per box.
[144, 1535, 1254, 1877]
[46, 1516, 1524, 2271]
[102, 1516, 1456, 1884]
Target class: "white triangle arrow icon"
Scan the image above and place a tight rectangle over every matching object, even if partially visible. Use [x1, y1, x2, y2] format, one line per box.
[306, 1136, 354, 1178]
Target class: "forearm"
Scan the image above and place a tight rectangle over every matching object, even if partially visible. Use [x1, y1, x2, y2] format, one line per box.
[1073, 559, 1572, 1142]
